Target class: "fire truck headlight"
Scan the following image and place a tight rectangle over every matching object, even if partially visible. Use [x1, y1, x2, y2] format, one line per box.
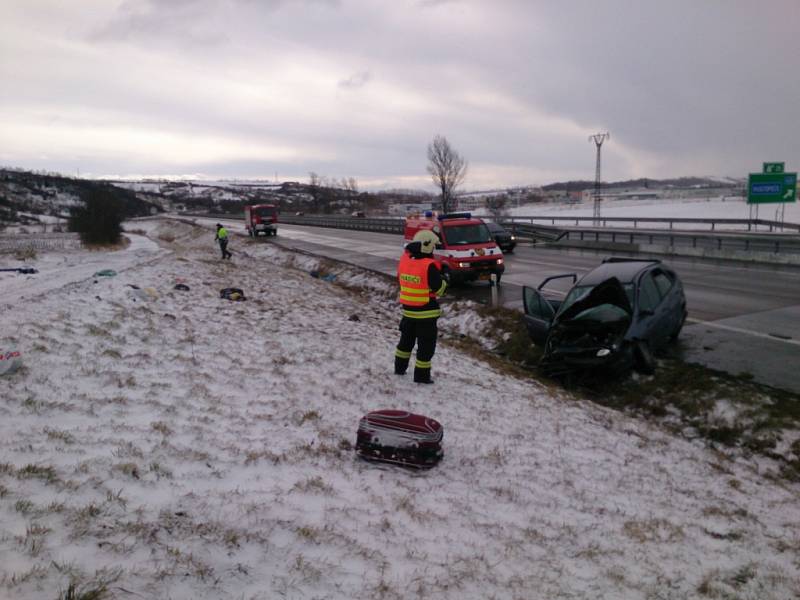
[496, 258, 504, 265]
[457, 262, 469, 268]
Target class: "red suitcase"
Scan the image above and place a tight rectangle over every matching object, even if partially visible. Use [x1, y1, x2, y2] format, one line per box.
[356, 410, 443, 468]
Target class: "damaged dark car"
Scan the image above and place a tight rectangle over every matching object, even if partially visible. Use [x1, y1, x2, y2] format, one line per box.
[522, 258, 687, 377]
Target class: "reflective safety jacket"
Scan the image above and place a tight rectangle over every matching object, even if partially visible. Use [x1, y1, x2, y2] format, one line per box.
[397, 250, 446, 319]
[216, 227, 229, 240]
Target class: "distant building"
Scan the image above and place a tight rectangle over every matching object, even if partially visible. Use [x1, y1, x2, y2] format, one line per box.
[581, 189, 661, 203]
[388, 202, 433, 216]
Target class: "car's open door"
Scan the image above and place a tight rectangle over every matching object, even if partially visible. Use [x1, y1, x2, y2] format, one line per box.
[522, 286, 556, 347]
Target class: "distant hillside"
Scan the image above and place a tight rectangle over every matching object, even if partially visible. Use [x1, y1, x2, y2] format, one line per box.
[108, 179, 413, 216]
[542, 177, 743, 192]
[0, 168, 163, 228]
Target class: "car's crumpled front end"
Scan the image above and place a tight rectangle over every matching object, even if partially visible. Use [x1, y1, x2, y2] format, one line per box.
[540, 278, 633, 376]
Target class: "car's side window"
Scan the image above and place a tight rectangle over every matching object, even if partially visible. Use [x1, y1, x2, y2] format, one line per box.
[524, 287, 555, 321]
[653, 270, 674, 298]
[638, 273, 662, 312]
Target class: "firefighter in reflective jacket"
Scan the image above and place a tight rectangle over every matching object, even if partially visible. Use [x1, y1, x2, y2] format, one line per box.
[394, 230, 448, 384]
[215, 223, 232, 260]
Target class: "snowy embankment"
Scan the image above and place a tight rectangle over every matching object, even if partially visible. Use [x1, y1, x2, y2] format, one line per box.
[1, 219, 799, 599]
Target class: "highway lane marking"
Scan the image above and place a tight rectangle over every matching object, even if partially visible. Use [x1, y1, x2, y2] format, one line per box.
[686, 317, 800, 347]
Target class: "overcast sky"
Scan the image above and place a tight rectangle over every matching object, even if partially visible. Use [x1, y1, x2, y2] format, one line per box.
[1, 0, 798, 190]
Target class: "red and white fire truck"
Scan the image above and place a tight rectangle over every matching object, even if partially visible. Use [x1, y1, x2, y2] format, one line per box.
[404, 212, 505, 285]
[244, 204, 278, 237]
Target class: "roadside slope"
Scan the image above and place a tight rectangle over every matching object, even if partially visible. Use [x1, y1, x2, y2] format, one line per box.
[0, 220, 798, 600]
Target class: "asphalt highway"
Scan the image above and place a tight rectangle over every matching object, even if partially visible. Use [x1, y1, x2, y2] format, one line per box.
[218, 219, 800, 393]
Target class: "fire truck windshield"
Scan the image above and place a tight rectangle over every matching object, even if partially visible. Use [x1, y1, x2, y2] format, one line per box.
[442, 224, 491, 245]
[255, 207, 276, 217]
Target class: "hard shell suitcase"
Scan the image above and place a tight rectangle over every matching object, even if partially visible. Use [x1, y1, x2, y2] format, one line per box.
[356, 410, 443, 468]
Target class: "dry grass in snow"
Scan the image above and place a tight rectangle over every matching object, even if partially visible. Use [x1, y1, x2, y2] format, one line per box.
[1, 219, 799, 599]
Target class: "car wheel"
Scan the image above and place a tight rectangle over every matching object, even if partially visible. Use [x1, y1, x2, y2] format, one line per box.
[670, 310, 687, 341]
[633, 340, 656, 375]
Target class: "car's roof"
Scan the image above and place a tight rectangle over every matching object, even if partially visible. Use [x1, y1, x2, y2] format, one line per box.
[578, 260, 660, 286]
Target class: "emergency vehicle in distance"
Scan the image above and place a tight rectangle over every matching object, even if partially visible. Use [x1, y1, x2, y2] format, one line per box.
[244, 204, 278, 237]
[404, 212, 505, 285]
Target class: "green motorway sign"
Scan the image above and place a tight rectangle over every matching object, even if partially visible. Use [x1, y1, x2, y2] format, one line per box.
[763, 162, 784, 174]
[748, 172, 797, 204]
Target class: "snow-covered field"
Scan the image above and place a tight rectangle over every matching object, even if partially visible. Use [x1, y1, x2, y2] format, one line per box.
[1, 219, 799, 599]
[477, 196, 800, 230]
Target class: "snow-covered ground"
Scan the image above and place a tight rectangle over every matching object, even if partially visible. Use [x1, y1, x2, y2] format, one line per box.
[476, 196, 800, 230]
[1, 219, 799, 599]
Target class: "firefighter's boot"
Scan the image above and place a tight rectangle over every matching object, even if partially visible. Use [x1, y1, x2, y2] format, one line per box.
[394, 350, 411, 375]
[413, 367, 433, 384]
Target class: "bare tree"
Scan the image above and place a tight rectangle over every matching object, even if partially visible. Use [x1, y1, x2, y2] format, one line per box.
[426, 135, 467, 214]
[308, 172, 324, 213]
[485, 194, 508, 219]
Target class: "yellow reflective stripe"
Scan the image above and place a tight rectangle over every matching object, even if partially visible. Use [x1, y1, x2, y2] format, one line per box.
[399, 295, 428, 304]
[435, 281, 447, 297]
[415, 359, 432, 368]
[402, 308, 441, 319]
[395, 349, 411, 359]
[399, 286, 429, 296]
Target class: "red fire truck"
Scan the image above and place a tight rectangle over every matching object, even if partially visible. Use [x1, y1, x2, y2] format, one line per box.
[404, 212, 505, 285]
[244, 204, 278, 237]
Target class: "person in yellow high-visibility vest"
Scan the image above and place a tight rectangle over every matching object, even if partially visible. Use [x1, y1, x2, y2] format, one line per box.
[394, 230, 447, 384]
[215, 223, 232, 259]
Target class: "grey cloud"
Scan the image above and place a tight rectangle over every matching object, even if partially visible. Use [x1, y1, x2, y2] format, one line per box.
[338, 70, 372, 90]
[417, 0, 461, 7]
[4, 0, 799, 186]
[88, 0, 231, 47]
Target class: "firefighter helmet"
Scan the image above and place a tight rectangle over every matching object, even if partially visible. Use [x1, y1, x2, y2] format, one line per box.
[412, 230, 439, 254]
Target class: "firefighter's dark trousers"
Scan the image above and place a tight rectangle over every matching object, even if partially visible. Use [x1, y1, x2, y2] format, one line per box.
[218, 238, 232, 259]
[394, 316, 437, 383]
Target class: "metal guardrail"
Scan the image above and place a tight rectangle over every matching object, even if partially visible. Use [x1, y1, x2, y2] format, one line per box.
[279, 214, 404, 233]
[498, 215, 800, 233]
[558, 228, 800, 255]
[190, 212, 800, 256]
[509, 223, 567, 242]
[187, 212, 800, 234]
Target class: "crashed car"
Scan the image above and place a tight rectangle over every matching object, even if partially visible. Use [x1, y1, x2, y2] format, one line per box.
[522, 258, 687, 376]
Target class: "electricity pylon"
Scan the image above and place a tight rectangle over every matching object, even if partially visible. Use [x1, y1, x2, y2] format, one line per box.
[589, 132, 610, 222]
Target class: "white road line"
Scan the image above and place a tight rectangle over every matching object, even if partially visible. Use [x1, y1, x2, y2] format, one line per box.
[686, 317, 800, 347]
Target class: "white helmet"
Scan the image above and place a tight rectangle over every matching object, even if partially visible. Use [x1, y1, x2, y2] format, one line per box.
[412, 230, 439, 254]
